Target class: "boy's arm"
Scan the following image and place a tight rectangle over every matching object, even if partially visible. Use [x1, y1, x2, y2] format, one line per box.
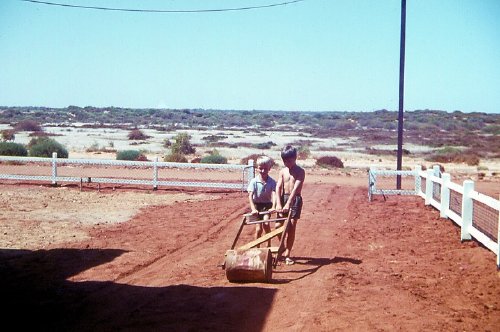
[270, 190, 277, 211]
[248, 191, 258, 214]
[275, 170, 284, 210]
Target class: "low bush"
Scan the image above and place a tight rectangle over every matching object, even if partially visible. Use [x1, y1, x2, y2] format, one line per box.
[297, 146, 311, 159]
[128, 129, 151, 140]
[201, 150, 227, 164]
[426, 147, 480, 166]
[163, 153, 188, 163]
[252, 141, 276, 150]
[0, 142, 28, 156]
[29, 138, 68, 158]
[316, 156, 344, 168]
[202, 135, 228, 143]
[116, 150, 147, 161]
[1, 130, 15, 141]
[14, 119, 42, 132]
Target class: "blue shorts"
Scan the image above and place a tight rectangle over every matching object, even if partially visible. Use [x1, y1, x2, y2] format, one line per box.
[280, 194, 302, 219]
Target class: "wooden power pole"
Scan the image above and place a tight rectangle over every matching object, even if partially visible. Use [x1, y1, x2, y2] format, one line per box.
[397, 0, 406, 189]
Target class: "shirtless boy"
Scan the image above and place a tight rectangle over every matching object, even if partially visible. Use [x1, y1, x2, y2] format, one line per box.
[275, 145, 305, 265]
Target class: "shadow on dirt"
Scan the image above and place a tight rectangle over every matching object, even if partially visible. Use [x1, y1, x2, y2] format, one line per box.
[272, 256, 362, 283]
[0, 248, 276, 332]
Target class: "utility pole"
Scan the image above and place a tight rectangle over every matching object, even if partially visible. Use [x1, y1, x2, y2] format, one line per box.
[397, 0, 406, 189]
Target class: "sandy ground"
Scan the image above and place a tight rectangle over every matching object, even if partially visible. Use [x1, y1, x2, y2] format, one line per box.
[1, 170, 499, 331]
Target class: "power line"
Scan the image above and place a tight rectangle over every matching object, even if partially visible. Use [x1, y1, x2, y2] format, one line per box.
[19, 0, 308, 13]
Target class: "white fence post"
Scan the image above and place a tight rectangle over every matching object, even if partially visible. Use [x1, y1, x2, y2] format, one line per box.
[51, 152, 58, 186]
[414, 165, 421, 194]
[153, 157, 159, 190]
[497, 195, 500, 269]
[433, 165, 441, 177]
[440, 173, 451, 218]
[368, 167, 376, 202]
[460, 180, 474, 241]
[425, 169, 433, 205]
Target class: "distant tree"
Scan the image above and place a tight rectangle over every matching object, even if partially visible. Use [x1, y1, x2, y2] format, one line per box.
[171, 133, 195, 155]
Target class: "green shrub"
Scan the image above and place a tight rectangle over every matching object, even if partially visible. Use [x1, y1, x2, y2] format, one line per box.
[116, 150, 146, 161]
[29, 138, 68, 158]
[0, 142, 28, 156]
[201, 150, 227, 164]
[252, 141, 276, 150]
[171, 133, 195, 155]
[163, 153, 188, 163]
[316, 156, 344, 168]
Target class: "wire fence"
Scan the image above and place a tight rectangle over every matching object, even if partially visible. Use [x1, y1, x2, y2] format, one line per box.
[0, 154, 254, 191]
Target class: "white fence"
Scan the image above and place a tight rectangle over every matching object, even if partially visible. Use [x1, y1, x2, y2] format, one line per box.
[0, 153, 254, 191]
[369, 166, 500, 269]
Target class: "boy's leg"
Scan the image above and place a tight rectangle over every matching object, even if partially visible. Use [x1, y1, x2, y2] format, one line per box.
[255, 224, 263, 248]
[284, 218, 297, 262]
[262, 214, 271, 247]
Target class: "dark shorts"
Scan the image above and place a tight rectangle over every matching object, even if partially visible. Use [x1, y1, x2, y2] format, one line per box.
[255, 202, 273, 220]
[280, 194, 302, 219]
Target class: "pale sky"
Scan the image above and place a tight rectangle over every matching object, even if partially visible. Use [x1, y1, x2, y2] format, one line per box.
[1, 0, 499, 113]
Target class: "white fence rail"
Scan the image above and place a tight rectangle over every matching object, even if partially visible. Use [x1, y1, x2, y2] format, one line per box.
[0, 153, 254, 191]
[369, 166, 500, 269]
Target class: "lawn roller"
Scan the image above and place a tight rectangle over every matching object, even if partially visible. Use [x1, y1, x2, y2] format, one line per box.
[222, 211, 292, 283]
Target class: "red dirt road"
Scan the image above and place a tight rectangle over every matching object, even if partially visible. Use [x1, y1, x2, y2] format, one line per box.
[1, 182, 499, 331]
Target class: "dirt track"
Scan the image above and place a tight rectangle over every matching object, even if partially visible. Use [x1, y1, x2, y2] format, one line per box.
[1, 181, 499, 331]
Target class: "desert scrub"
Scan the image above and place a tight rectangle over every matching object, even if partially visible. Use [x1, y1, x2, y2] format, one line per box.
[201, 150, 227, 164]
[252, 141, 276, 150]
[240, 154, 273, 166]
[0, 142, 28, 156]
[14, 119, 42, 132]
[29, 138, 68, 158]
[316, 156, 344, 168]
[1, 130, 15, 141]
[128, 129, 151, 140]
[116, 150, 147, 161]
[202, 135, 228, 144]
[426, 147, 480, 166]
[171, 133, 195, 155]
[163, 153, 188, 163]
[297, 146, 311, 159]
